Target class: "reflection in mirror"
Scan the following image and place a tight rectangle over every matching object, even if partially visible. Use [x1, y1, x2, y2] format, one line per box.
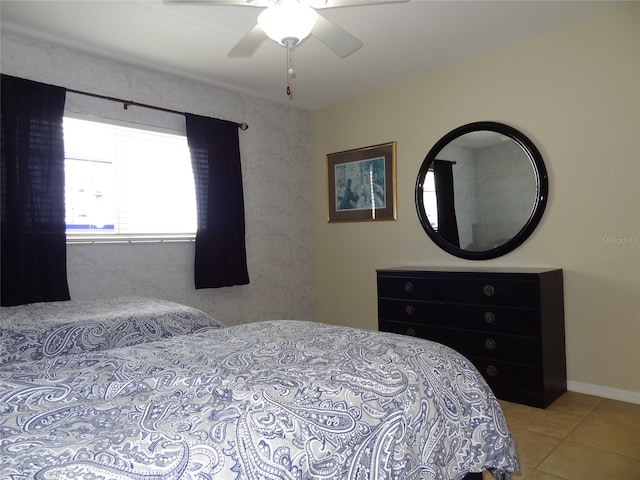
[426, 131, 537, 250]
[416, 122, 548, 260]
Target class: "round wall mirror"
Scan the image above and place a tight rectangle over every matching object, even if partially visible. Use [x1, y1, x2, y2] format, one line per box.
[415, 121, 548, 260]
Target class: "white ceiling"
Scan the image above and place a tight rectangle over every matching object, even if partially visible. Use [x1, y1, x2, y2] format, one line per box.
[0, 0, 625, 111]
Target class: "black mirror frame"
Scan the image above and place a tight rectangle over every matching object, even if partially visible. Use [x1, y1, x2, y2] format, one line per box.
[415, 121, 548, 260]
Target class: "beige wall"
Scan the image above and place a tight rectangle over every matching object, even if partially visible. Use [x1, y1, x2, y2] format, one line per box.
[311, 5, 640, 402]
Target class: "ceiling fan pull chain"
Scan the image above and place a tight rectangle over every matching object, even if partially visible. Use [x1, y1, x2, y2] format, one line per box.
[286, 41, 294, 96]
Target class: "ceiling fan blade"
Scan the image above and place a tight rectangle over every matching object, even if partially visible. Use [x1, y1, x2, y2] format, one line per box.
[316, 0, 408, 8]
[312, 14, 363, 58]
[228, 24, 268, 57]
[163, 0, 268, 6]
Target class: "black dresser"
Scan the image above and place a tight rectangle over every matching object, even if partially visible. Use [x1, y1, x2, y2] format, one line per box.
[377, 267, 566, 408]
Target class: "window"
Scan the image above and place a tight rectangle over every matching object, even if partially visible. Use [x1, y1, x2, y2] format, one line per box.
[422, 169, 438, 229]
[63, 117, 197, 241]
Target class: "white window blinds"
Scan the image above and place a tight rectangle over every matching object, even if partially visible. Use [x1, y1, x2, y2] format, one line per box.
[64, 116, 197, 240]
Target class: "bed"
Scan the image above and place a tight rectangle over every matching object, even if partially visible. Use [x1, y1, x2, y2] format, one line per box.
[0, 298, 518, 479]
[0, 296, 225, 366]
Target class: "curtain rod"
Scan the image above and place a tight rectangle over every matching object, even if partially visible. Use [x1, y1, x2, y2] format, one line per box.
[66, 88, 248, 130]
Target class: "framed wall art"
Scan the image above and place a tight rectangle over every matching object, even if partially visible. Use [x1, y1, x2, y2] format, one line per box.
[327, 141, 397, 222]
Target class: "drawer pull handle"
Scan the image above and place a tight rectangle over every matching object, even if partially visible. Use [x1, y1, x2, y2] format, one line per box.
[405, 305, 416, 316]
[485, 338, 497, 351]
[483, 284, 495, 297]
[486, 365, 498, 377]
[406, 328, 416, 337]
[484, 311, 496, 323]
[404, 282, 415, 293]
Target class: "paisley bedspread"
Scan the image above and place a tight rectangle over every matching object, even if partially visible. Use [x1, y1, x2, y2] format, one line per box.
[0, 297, 224, 365]
[0, 320, 518, 479]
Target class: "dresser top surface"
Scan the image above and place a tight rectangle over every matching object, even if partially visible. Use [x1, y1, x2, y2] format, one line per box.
[377, 266, 561, 275]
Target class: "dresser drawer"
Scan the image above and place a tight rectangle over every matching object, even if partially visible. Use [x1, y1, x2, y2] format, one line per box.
[448, 305, 540, 336]
[445, 331, 542, 365]
[447, 278, 539, 308]
[468, 357, 542, 393]
[379, 320, 450, 342]
[378, 299, 446, 325]
[380, 321, 541, 365]
[377, 275, 445, 301]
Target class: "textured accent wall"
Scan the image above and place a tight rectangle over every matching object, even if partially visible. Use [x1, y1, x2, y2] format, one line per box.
[1, 32, 315, 325]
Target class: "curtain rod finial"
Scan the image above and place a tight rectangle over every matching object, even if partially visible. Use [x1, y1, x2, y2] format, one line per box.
[239, 122, 248, 131]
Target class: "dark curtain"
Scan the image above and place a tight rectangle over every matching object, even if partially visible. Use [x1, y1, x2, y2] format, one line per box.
[185, 114, 249, 288]
[1, 75, 70, 306]
[433, 159, 460, 247]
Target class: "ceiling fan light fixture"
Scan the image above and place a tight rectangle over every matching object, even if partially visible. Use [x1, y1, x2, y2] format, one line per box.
[258, 0, 318, 46]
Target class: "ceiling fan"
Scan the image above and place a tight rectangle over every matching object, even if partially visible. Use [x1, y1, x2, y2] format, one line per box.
[165, 0, 408, 96]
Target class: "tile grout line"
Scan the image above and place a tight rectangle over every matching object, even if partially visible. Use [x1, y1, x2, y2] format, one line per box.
[528, 401, 597, 472]
[554, 397, 640, 460]
[559, 438, 640, 462]
[498, 394, 640, 478]
[509, 397, 604, 479]
[523, 396, 640, 478]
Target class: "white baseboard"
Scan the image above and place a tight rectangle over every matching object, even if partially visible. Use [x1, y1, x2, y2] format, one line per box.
[568, 380, 640, 405]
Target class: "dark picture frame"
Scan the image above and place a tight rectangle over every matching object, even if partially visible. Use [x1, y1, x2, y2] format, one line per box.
[327, 141, 397, 222]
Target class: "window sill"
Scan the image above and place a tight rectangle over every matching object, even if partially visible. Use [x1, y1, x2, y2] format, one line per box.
[66, 234, 195, 245]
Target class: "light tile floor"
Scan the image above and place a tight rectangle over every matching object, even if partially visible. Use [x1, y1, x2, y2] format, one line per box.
[483, 392, 640, 480]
